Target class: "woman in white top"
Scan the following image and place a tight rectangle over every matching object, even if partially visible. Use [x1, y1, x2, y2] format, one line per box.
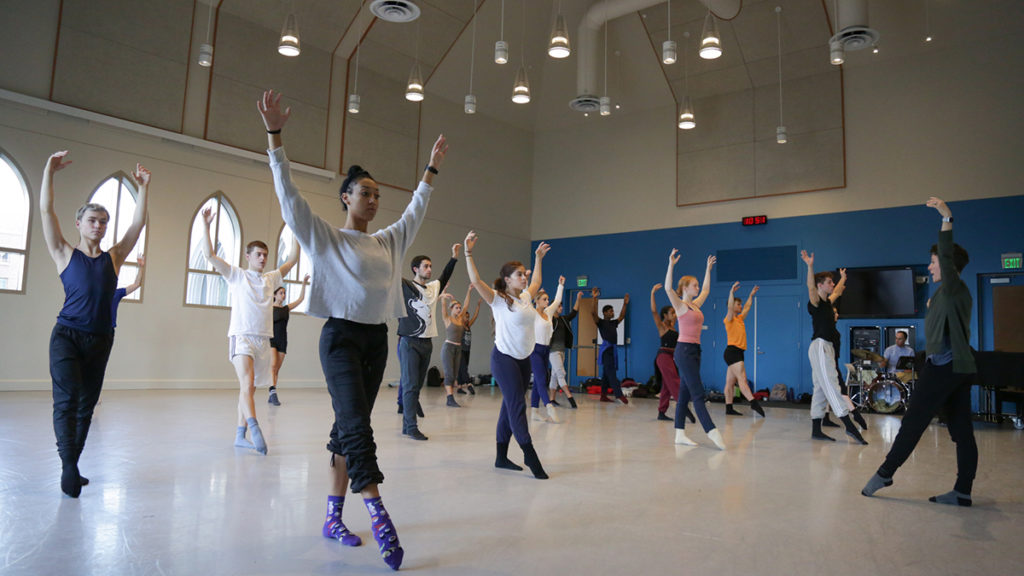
[529, 279, 565, 423]
[259, 89, 447, 571]
[464, 230, 551, 479]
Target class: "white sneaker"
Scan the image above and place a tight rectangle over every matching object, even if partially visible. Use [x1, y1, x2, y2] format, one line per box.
[546, 404, 560, 423]
[674, 429, 697, 446]
[708, 428, 726, 451]
[532, 407, 549, 422]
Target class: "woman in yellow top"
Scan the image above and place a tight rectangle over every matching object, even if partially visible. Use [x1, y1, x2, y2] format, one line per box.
[722, 282, 765, 417]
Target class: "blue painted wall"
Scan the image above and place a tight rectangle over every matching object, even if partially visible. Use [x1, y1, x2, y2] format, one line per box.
[534, 195, 1024, 397]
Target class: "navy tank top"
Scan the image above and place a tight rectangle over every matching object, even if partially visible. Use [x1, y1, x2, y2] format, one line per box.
[660, 329, 679, 349]
[57, 250, 117, 334]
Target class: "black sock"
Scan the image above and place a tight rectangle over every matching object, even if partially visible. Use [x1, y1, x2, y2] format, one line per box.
[821, 413, 840, 427]
[60, 461, 82, 498]
[520, 443, 549, 479]
[495, 442, 523, 471]
[852, 408, 868, 430]
[682, 404, 696, 424]
[812, 418, 836, 441]
[841, 415, 868, 444]
[725, 404, 743, 416]
[568, 397, 577, 409]
[750, 398, 766, 417]
[657, 411, 672, 421]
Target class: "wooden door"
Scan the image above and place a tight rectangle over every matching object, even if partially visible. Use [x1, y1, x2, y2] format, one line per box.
[576, 297, 598, 378]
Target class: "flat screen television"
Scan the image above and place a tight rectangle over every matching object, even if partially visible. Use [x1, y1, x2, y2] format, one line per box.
[834, 266, 917, 318]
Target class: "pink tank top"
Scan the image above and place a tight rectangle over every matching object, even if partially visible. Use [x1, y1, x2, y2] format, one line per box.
[676, 305, 704, 344]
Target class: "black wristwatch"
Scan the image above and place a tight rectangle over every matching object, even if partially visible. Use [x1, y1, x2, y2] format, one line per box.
[425, 164, 438, 175]
[942, 216, 953, 223]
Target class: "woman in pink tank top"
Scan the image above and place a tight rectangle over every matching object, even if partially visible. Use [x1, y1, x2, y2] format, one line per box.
[664, 249, 725, 450]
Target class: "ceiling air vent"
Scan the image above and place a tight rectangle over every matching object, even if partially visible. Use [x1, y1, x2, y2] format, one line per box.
[569, 95, 601, 113]
[370, 0, 421, 23]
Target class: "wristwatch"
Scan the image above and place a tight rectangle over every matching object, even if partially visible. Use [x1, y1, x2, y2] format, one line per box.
[942, 216, 953, 223]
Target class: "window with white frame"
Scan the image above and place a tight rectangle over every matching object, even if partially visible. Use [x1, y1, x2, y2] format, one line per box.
[185, 193, 241, 307]
[276, 224, 312, 314]
[0, 152, 31, 293]
[89, 174, 148, 301]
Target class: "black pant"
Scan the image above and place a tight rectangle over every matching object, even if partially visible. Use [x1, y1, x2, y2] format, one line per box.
[600, 347, 624, 398]
[879, 360, 978, 494]
[49, 324, 113, 468]
[320, 318, 388, 494]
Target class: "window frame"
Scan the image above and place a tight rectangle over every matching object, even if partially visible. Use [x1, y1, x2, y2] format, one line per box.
[87, 172, 148, 303]
[0, 149, 33, 295]
[183, 192, 243, 310]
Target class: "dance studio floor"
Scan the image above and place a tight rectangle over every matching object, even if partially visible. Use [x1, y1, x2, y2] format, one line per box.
[1, 385, 1021, 576]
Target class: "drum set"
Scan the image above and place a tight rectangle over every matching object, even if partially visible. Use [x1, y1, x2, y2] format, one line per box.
[846, 349, 917, 414]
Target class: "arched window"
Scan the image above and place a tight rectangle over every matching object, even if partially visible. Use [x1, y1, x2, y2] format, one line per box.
[276, 223, 313, 314]
[88, 174, 148, 301]
[0, 151, 31, 293]
[185, 193, 242, 307]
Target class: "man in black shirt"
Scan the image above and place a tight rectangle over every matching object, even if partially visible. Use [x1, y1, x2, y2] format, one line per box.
[590, 288, 630, 404]
[801, 250, 868, 444]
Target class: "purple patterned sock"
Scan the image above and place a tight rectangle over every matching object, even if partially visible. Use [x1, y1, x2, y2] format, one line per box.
[364, 496, 403, 570]
[322, 495, 362, 546]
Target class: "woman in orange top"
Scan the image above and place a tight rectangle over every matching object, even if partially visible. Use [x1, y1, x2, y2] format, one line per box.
[722, 282, 765, 417]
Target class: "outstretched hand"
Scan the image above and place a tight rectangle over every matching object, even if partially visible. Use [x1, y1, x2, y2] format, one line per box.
[652, 283, 663, 294]
[46, 151, 72, 175]
[591, 287, 601, 298]
[558, 275, 565, 286]
[429, 134, 449, 170]
[623, 293, 630, 304]
[800, 250, 814, 265]
[926, 196, 951, 217]
[839, 268, 847, 281]
[303, 273, 311, 284]
[731, 281, 740, 293]
[451, 243, 461, 258]
[535, 242, 551, 258]
[464, 230, 478, 252]
[258, 90, 291, 132]
[706, 255, 717, 269]
[138, 254, 146, 267]
[201, 206, 215, 227]
[669, 248, 681, 266]
[131, 164, 151, 188]
[750, 285, 760, 296]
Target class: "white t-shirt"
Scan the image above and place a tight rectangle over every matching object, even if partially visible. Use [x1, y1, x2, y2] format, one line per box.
[491, 290, 537, 360]
[225, 266, 282, 338]
[534, 311, 554, 348]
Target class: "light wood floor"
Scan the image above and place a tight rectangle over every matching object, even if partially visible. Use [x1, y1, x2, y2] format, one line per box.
[1, 385, 1021, 575]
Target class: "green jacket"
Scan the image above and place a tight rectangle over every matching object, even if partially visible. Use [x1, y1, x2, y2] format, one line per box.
[925, 229, 976, 373]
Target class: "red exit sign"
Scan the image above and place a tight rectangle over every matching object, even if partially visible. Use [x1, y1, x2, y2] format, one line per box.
[742, 215, 768, 226]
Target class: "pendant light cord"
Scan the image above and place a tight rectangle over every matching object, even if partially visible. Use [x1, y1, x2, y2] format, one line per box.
[470, 0, 476, 93]
[776, 7, 783, 125]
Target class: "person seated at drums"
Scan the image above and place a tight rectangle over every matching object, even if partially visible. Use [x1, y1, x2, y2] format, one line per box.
[881, 330, 915, 374]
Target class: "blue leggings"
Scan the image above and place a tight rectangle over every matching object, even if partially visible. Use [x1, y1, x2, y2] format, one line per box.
[674, 342, 716, 432]
[491, 348, 532, 445]
[529, 343, 552, 408]
[600, 348, 624, 398]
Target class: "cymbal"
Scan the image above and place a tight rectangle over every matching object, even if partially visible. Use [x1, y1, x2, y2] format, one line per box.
[851, 349, 885, 362]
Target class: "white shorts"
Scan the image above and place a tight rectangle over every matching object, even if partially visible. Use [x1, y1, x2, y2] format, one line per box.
[229, 335, 272, 389]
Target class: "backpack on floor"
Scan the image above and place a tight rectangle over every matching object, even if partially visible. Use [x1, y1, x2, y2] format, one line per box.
[770, 383, 788, 402]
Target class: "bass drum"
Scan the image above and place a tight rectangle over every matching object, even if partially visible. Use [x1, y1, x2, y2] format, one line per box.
[866, 376, 908, 414]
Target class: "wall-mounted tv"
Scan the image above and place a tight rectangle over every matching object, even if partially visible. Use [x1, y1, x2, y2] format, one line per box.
[834, 266, 918, 318]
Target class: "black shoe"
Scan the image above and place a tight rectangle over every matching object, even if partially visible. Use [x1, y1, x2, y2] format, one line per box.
[750, 398, 766, 418]
[467, 385, 476, 396]
[520, 443, 549, 479]
[404, 429, 428, 441]
[821, 414, 840, 427]
[550, 399, 561, 407]
[417, 404, 425, 418]
[446, 395, 461, 408]
[457, 388, 467, 395]
[657, 411, 673, 421]
[567, 397, 577, 409]
[853, 409, 868, 430]
[725, 405, 743, 416]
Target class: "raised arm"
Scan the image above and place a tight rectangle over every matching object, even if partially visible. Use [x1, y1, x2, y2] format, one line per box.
[692, 254, 716, 308]
[440, 292, 454, 326]
[201, 207, 233, 278]
[468, 299, 481, 327]
[651, 283, 666, 332]
[664, 249, 686, 314]
[801, 250, 820, 307]
[462, 285, 473, 314]
[526, 242, 550, 299]
[110, 164, 151, 270]
[544, 277, 565, 317]
[277, 231, 300, 279]
[590, 287, 602, 325]
[828, 268, 846, 304]
[742, 285, 759, 316]
[464, 231, 494, 305]
[436, 243, 460, 292]
[288, 273, 310, 310]
[123, 254, 146, 296]
[39, 151, 75, 270]
[725, 281, 740, 321]
[617, 293, 630, 323]
[927, 197, 960, 283]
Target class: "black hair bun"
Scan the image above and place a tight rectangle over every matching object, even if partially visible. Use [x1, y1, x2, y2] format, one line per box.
[347, 165, 365, 179]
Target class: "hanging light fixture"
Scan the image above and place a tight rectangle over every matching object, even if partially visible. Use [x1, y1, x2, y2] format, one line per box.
[699, 6, 722, 59]
[775, 7, 786, 144]
[348, 43, 361, 114]
[495, 0, 508, 64]
[466, 0, 478, 113]
[548, 0, 570, 58]
[199, 0, 215, 67]
[829, 0, 843, 65]
[663, 0, 677, 64]
[406, 21, 424, 101]
[678, 31, 694, 129]
[279, 11, 301, 57]
[924, 0, 933, 42]
[600, 3, 611, 116]
[511, 0, 529, 103]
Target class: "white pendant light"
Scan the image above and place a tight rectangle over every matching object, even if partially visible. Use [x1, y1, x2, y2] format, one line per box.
[511, 0, 529, 104]
[495, 0, 508, 64]
[829, 0, 843, 65]
[548, 1, 570, 58]
[406, 21, 424, 102]
[348, 42, 361, 114]
[466, 0, 478, 113]
[699, 8, 722, 60]
[198, 0, 215, 67]
[662, 0, 676, 64]
[600, 4, 611, 116]
[279, 12, 301, 57]
[775, 7, 786, 144]
[924, 0, 933, 42]
[678, 32, 694, 130]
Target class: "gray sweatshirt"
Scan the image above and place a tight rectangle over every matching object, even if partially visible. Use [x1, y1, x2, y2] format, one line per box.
[268, 147, 432, 324]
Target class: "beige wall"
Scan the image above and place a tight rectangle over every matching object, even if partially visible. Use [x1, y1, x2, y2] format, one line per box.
[531, 29, 1024, 239]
